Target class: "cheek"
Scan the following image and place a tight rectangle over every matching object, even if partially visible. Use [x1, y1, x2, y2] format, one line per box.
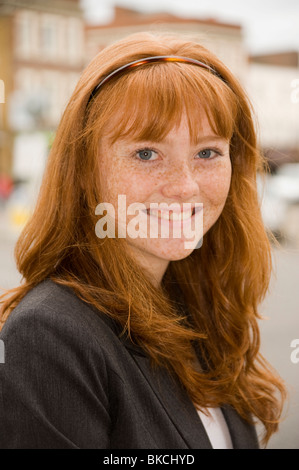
[99, 157, 158, 204]
[201, 162, 231, 202]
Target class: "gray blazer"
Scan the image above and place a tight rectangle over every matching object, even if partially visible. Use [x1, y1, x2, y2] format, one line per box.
[0, 279, 259, 449]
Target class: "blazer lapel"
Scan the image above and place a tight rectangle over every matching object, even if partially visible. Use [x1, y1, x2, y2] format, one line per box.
[124, 343, 213, 449]
[221, 405, 259, 449]
[103, 314, 258, 449]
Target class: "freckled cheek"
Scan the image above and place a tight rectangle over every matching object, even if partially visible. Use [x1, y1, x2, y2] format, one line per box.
[198, 165, 231, 207]
[101, 163, 158, 204]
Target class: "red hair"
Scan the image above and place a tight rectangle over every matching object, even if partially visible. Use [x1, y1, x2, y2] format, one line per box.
[0, 32, 286, 445]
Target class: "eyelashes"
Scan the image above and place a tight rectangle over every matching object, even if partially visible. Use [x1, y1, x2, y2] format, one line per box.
[133, 147, 224, 162]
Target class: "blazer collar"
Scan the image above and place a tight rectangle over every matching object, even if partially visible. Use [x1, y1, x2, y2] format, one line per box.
[121, 336, 213, 449]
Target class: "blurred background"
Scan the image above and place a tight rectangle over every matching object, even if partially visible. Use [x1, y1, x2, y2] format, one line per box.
[0, 0, 298, 448]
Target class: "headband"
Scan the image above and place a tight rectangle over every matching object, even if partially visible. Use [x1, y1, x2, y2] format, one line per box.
[87, 55, 225, 105]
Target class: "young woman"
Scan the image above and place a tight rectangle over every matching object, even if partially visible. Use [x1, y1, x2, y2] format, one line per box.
[0, 32, 286, 449]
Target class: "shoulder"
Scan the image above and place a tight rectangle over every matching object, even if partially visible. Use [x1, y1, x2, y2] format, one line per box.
[0, 279, 128, 380]
[1, 279, 118, 347]
[0, 278, 129, 398]
[0, 280, 119, 448]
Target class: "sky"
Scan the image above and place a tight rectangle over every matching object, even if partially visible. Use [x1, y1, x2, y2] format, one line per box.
[81, 0, 299, 54]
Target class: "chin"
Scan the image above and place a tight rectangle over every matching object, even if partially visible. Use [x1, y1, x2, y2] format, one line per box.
[167, 252, 195, 262]
[165, 247, 197, 262]
[146, 239, 200, 262]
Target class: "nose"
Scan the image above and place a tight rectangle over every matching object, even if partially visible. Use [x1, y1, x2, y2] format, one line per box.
[160, 162, 199, 201]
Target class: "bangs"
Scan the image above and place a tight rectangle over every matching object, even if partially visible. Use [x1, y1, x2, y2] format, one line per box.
[97, 62, 239, 144]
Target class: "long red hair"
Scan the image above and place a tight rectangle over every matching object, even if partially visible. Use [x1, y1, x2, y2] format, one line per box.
[0, 32, 286, 445]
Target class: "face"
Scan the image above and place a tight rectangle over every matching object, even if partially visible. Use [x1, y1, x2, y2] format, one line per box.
[97, 112, 231, 285]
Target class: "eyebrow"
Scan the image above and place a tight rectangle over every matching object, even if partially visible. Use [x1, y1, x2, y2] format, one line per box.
[191, 135, 229, 145]
[130, 135, 229, 146]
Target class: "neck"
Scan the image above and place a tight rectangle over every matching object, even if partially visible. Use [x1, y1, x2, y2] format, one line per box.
[127, 246, 169, 288]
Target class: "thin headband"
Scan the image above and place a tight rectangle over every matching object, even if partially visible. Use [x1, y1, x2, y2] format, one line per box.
[87, 55, 225, 105]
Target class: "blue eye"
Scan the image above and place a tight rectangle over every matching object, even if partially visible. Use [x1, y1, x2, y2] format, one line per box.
[197, 149, 213, 159]
[196, 148, 222, 159]
[136, 149, 158, 161]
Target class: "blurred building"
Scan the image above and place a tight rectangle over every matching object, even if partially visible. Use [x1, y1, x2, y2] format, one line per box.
[248, 51, 299, 170]
[1, 2, 298, 180]
[85, 6, 248, 81]
[0, 0, 85, 177]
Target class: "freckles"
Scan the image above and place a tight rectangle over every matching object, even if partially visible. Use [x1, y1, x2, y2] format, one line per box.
[198, 161, 231, 204]
[152, 168, 165, 184]
[199, 162, 231, 234]
[102, 159, 160, 203]
[213, 169, 231, 194]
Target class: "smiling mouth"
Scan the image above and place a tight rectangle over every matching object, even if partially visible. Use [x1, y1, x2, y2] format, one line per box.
[143, 206, 200, 221]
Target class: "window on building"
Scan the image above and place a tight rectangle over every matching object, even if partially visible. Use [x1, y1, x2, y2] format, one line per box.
[67, 18, 84, 65]
[40, 14, 58, 60]
[15, 10, 39, 60]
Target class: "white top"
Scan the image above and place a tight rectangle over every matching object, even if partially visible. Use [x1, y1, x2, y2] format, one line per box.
[196, 407, 233, 449]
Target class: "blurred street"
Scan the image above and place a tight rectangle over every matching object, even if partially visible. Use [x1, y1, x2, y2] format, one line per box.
[258, 245, 299, 449]
[0, 209, 22, 290]
[0, 207, 298, 449]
